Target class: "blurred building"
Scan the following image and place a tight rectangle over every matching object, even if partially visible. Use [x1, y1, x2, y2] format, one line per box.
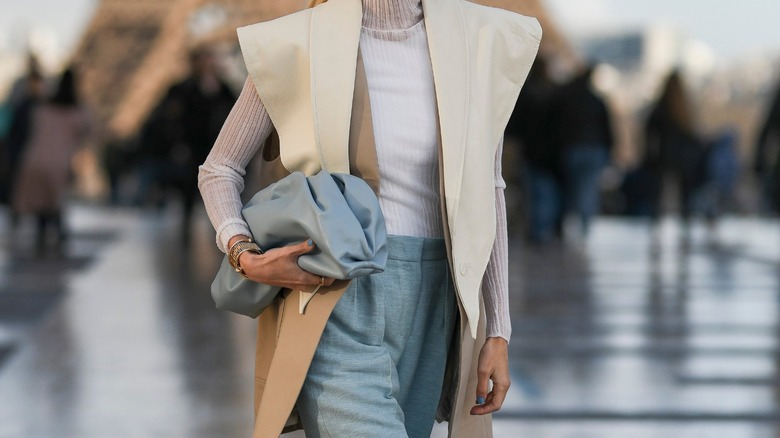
[74, 0, 268, 139]
[579, 26, 716, 75]
[575, 26, 718, 113]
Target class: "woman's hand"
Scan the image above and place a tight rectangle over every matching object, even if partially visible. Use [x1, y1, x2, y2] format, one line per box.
[470, 337, 510, 416]
[236, 238, 335, 292]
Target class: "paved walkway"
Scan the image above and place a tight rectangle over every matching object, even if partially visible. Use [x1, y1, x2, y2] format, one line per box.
[1, 204, 780, 437]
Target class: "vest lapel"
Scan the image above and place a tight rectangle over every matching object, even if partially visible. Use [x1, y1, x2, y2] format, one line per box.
[310, 0, 363, 174]
[348, 50, 380, 194]
[422, 0, 469, 221]
[252, 49, 380, 194]
[252, 8, 380, 437]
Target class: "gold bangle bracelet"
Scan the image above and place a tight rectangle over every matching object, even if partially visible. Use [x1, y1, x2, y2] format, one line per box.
[234, 245, 263, 278]
[230, 241, 263, 274]
[228, 238, 253, 269]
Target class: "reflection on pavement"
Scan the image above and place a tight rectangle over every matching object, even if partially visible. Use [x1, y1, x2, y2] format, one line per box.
[1, 206, 780, 437]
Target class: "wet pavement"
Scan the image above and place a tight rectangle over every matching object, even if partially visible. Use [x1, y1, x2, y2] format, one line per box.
[2, 203, 780, 437]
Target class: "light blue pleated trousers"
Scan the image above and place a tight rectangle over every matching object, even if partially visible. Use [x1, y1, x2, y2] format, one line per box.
[297, 235, 457, 438]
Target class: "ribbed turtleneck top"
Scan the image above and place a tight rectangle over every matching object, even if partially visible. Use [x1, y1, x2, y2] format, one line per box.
[198, 0, 511, 340]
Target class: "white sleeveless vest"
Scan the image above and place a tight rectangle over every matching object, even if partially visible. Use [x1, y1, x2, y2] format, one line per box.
[238, 0, 541, 338]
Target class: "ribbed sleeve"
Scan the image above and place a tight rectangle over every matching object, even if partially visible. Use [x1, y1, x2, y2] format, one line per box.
[483, 141, 511, 341]
[197, 78, 274, 252]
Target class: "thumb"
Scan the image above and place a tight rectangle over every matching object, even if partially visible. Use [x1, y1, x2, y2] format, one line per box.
[290, 239, 316, 256]
[475, 370, 490, 406]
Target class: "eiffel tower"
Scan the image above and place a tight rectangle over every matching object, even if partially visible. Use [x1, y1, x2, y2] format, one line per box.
[74, 0, 571, 139]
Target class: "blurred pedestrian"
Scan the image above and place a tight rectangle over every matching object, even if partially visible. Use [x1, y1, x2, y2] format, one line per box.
[698, 129, 739, 227]
[506, 57, 563, 244]
[6, 54, 44, 108]
[643, 70, 703, 232]
[11, 68, 92, 252]
[551, 66, 614, 237]
[152, 47, 236, 242]
[0, 56, 40, 141]
[101, 130, 138, 206]
[754, 81, 780, 213]
[1, 70, 47, 214]
[134, 89, 184, 208]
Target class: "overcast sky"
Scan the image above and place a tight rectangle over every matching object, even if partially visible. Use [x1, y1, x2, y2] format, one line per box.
[0, 0, 95, 52]
[0, 0, 779, 60]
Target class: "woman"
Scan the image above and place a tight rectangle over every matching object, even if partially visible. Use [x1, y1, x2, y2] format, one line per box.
[552, 67, 614, 237]
[199, 0, 541, 436]
[13, 68, 91, 251]
[643, 70, 702, 228]
[2, 70, 46, 222]
[506, 57, 564, 245]
[754, 78, 780, 213]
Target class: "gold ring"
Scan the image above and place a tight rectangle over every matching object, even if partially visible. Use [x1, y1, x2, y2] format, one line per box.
[320, 276, 325, 286]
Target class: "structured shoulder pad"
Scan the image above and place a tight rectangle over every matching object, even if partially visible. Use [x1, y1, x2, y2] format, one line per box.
[461, 1, 542, 43]
[457, 0, 542, 148]
[236, 9, 315, 128]
[462, 1, 542, 42]
[460, 1, 542, 87]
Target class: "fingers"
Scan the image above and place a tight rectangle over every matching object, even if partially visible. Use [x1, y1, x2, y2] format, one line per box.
[297, 271, 324, 292]
[470, 392, 494, 416]
[289, 239, 316, 256]
[470, 337, 511, 416]
[300, 275, 337, 291]
[293, 269, 338, 292]
[476, 367, 490, 404]
[470, 367, 492, 416]
[263, 239, 338, 291]
[473, 379, 509, 415]
[289, 240, 337, 289]
[470, 361, 511, 415]
[491, 379, 509, 411]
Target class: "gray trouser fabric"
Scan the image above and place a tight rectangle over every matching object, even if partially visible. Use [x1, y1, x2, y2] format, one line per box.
[297, 235, 457, 437]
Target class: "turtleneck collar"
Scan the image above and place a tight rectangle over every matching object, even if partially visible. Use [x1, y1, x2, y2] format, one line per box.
[361, 0, 423, 31]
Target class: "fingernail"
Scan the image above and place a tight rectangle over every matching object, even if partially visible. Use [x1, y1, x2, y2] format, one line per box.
[307, 239, 314, 246]
[476, 396, 485, 405]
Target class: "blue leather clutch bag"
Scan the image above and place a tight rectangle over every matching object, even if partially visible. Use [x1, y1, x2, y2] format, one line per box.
[211, 170, 388, 318]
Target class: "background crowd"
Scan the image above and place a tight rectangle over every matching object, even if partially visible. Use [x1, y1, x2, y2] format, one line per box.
[0, 1, 778, 257]
[1, 44, 777, 251]
[506, 57, 749, 247]
[0, 49, 237, 250]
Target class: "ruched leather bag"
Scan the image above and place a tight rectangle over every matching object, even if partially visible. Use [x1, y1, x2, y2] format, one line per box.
[211, 170, 388, 318]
